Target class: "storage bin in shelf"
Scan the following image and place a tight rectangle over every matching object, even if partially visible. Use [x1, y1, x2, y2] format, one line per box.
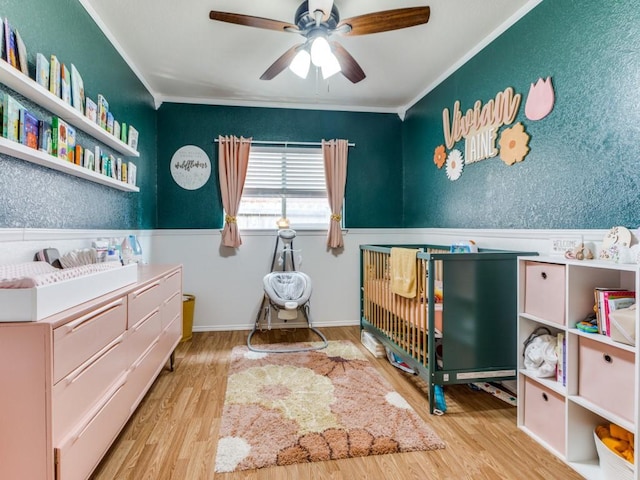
[0, 60, 139, 157]
[0, 137, 139, 192]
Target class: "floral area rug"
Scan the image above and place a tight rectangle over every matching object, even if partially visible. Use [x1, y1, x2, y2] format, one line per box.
[214, 340, 445, 473]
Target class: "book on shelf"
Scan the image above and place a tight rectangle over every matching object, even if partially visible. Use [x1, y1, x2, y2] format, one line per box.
[116, 157, 122, 181]
[97, 94, 108, 129]
[0, 19, 4, 62]
[19, 109, 39, 149]
[113, 120, 120, 140]
[93, 145, 101, 172]
[70, 64, 85, 113]
[74, 145, 83, 166]
[605, 291, 635, 337]
[2, 93, 25, 142]
[127, 161, 137, 186]
[66, 125, 76, 162]
[83, 148, 94, 170]
[127, 125, 138, 150]
[109, 154, 117, 178]
[35, 53, 49, 89]
[51, 117, 68, 159]
[120, 122, 127, 143]
[60, 64, 71, 104]
[85, 97, 97, 123]
[14, 28, 27, 75]
[121, 162, 127, 183]
[49, 54, 61, 97]
[106, 112, 114, 134]
[37, 119, 52, 154]
[101, 153, 108, 176]
[4, 18, 17, 68]
[594, 288, 635, 336]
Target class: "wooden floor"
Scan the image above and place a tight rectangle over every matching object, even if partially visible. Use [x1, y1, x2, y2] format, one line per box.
[91, 327, 582, 480]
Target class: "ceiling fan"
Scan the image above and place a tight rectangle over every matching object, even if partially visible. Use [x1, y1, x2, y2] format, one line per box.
[209, 1, 430, 84]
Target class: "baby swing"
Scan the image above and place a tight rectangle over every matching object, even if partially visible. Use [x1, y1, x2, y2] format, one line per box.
[247, 228, 328, 353]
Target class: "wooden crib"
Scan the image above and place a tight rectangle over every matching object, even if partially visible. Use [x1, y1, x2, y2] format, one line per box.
[360, 244, 535, 413]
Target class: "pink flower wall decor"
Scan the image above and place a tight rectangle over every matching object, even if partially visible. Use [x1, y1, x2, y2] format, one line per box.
[525, 77, 555, 121]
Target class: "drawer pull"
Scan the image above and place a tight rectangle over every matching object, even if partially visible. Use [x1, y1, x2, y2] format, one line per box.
[66, 334, 125, 385]
[541, 272, 547, 280]
[164, 270, 180, 281]
[165, 291, 181, 306]
[132, 308, 160, 332]
[603, 353, 613, 364]
[542, 392, 549, 402]
[71, 373, 128, 444]
[63, 299, 125, 333]
[132, 281, 161, 299]
[130, 337, 161, 371]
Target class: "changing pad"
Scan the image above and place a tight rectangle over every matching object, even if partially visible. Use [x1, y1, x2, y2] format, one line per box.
[0, 262, 138, 322]
[0, 261, 122, 289]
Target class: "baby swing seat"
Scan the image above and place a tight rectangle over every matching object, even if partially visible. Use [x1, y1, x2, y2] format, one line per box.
[247, 229, 328, 353]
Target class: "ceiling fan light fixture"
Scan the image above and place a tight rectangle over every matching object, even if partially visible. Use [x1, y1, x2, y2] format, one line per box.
[321, 52, 341, 79]
[310, 35, 331, 67]
[289, 49, 311, 78]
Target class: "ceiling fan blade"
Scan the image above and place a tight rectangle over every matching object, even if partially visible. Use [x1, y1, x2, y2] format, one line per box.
[260, 44, 304, 80]
[337, 6, 430, 36]
[330, 42, 366, 84]
[209, 11, 297, 33]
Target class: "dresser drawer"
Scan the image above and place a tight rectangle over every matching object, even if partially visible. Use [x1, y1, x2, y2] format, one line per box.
[524, 262, 566, 325]
[163, 290, 182, 329]
[161, 310, 182, 352]
[52, 333, 127, 444]
[523, 377, 565, 454]
[53, 298, 127, 384]
[161, 268, 182, 299]
[578, 336, 635, 422]
[126, 308, 163, 365]
[128, 279, 164, 329]
[55, 372, 129, 480]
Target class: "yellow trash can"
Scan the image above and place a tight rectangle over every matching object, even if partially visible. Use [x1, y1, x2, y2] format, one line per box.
[182, 294, 195, 342]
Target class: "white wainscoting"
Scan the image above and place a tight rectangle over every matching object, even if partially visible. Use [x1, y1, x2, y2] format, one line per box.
[0, 227, 612, 331]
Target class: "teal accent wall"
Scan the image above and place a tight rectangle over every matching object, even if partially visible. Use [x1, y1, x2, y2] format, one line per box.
[0, 0, 157, 229]
[403, 0, 640, 229]
[157, 104, 402, 229]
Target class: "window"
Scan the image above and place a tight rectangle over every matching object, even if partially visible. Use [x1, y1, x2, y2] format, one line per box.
[237, 146, 332, 230]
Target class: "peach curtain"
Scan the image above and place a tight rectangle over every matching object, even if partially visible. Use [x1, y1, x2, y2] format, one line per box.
[218, 135, 252, 248]
[322, 139, 348, 248]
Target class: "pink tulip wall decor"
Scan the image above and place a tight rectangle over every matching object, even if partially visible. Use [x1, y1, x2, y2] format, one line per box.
[525, 77, 555, 121]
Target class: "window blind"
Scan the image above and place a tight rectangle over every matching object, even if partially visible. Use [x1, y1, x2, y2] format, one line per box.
[244, 146, 326, 197]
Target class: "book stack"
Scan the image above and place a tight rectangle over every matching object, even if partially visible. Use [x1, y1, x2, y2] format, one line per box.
[594, 288, 636, 337]
[360, 330, 385, 358]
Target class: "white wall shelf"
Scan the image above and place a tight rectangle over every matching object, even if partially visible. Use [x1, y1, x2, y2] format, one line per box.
[517, 257, 639, 480]
[0, 60, 139, 157]
[0, 137, 139, 192]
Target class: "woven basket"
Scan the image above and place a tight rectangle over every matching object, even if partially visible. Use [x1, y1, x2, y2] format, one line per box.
[593, 430, 633, 480]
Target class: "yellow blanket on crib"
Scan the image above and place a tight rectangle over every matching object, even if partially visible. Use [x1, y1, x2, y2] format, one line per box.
[390, 247, 419, 298]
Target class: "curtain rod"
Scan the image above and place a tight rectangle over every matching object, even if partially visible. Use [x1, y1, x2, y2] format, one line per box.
[214, 139, 355, 147]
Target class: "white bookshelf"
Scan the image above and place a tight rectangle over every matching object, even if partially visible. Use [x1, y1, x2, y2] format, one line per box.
[517, 255, 638, 480]
[0, 136, 138, 192]
[0, 60, 139, 157]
